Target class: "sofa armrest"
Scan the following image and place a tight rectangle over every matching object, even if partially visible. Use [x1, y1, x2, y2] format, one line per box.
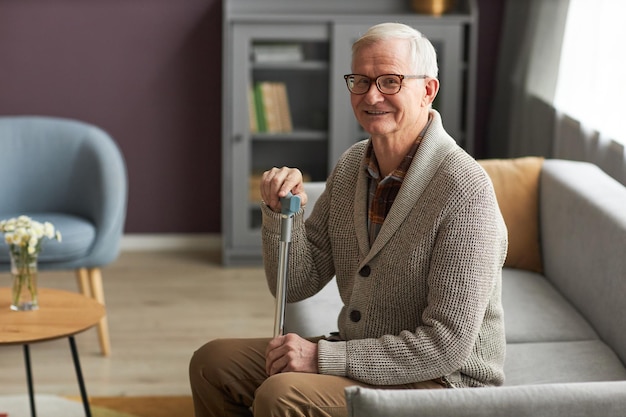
[345, 381, 626, 417]
[540, 160, 626, 364]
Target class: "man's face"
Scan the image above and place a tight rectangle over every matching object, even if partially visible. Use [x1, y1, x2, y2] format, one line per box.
[350, 38, 430, 141]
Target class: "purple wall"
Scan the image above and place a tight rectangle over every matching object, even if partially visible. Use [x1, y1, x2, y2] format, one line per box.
[0, 0, 502, 234]
[0, 0, 221, 233]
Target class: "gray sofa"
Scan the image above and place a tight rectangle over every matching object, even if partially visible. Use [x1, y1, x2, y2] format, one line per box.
[284, 159, 626, 416]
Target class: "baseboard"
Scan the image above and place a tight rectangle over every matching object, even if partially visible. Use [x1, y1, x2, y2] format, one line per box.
[120, 233, 222, 252]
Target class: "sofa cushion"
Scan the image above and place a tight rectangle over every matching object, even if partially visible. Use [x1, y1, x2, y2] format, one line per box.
[479, 157, 544, 273]
[504, 340, 626, 386]
[502, 268, 597, 343]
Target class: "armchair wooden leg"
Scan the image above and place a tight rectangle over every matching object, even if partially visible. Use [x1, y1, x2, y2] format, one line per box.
[75, 267, 111, 357]
[76, 268, 92, 298]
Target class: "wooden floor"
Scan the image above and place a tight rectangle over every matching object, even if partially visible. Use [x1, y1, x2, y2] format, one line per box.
[0, 248, 274, 397]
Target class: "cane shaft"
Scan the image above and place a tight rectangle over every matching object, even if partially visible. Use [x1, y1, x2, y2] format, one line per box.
[273, 192, 300, 337]
[273, 240, 290, 337]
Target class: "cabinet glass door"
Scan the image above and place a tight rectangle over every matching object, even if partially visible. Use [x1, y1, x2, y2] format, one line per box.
[224, 23, 330, 264]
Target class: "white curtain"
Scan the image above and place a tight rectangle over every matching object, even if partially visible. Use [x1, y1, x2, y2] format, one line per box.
[487, 0, 626, 185]
[553, 0, 626, 184]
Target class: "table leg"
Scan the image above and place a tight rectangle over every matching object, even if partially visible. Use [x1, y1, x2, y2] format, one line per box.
[68, 336, 92, 417]
[22, 344, 37, 417]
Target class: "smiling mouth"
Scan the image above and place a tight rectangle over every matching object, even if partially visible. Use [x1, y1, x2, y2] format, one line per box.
[365, 110, 389, 115]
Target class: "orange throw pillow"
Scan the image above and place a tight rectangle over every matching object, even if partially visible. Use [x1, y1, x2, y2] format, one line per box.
[478, 157, 544, 273]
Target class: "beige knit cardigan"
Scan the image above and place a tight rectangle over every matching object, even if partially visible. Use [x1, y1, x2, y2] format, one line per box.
[262, 110, 508, 388]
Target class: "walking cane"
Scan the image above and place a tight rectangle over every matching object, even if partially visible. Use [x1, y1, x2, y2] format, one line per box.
[273, 192, 301, 337]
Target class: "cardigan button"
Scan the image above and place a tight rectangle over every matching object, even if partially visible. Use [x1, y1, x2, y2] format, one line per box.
[359, 265, 371, 277]
[350, 310, 361, 323]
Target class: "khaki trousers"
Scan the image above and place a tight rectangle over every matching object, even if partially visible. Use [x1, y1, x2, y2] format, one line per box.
[189, 337, 446, 417]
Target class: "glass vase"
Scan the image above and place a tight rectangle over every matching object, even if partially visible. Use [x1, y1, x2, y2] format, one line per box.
[10, 251, 39, 311]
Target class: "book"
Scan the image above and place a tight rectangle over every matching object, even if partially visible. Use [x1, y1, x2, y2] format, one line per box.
[260, 82, 281, 133]
[248, 84, 258, 133]
[252, 44, 304, 63]
[253, 82, 267, 133]
[274, 82, 293, 133]
[251, 82, 293, 134]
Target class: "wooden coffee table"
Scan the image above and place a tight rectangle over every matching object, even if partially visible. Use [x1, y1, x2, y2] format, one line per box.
[0, 287, 105, 417]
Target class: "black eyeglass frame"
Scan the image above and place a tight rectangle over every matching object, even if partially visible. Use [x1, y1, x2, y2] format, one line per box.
[343, 73, 429, 95]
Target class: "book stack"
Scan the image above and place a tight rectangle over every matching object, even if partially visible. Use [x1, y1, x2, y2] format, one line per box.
[252, 43, 303, 63]
[248, 81, 293, 134]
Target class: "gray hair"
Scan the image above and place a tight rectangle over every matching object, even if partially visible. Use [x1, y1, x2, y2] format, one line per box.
[352, 23, 439, 78]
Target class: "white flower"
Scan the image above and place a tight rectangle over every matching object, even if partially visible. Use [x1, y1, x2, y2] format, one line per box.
[44, 222, 55, 239]
[0, 215, 62, 259]
[5, 232, 15, 245]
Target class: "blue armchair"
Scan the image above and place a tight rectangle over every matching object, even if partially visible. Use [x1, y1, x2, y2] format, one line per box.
[0, 116, 128, 356]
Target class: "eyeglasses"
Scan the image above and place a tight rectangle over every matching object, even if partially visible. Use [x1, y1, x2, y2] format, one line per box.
[343, 74, 428, 95]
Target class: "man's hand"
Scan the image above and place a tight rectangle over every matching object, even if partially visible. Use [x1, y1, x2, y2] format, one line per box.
[260, 167, 308, 213]
[265, 333, 318, 376]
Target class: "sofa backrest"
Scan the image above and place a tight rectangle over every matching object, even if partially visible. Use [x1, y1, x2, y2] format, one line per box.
[283, 181, 342, 337]
[303, 182, 326, 220]
[540, 159, 626, 365]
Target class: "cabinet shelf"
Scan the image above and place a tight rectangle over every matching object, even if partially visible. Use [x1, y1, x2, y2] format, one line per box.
[251, 129, 327, 141]
[253, 61, 329, 71]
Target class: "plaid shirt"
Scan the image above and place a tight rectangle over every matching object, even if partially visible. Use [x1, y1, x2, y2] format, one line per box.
[364, 117, 432, 246]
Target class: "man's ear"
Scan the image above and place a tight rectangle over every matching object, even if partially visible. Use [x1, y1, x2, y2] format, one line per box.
[423, 78, 440, 107]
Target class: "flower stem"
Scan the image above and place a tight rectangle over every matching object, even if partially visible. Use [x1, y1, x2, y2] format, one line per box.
[11, 250, 38, 309]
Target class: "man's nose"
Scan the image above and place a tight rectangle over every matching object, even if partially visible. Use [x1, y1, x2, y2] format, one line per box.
[363, 82, 385, 103]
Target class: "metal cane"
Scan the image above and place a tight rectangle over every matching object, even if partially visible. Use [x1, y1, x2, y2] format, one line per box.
[273, 192, 301, 337]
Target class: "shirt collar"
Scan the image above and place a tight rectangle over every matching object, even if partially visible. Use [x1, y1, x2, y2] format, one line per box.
[363, 114, 433, 182]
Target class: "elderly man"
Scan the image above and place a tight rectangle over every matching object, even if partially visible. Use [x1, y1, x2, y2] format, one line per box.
[190, 22, 507, 417]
